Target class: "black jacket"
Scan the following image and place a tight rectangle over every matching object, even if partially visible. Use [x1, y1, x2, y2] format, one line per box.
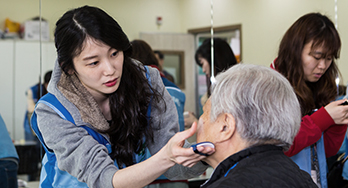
[201, 145, 318, 188]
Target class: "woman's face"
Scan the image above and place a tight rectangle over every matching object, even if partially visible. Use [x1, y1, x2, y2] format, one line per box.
[199, 57, 211, 78]
[72, 38, 124, 99]
[301, 41, 332, 82]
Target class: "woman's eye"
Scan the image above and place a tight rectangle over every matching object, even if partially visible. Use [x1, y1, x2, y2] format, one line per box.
[89, 61, 98, 66]
[111, 51, 118, 57]
[309, 52, 324, 60]
[310, 55, 321, 60]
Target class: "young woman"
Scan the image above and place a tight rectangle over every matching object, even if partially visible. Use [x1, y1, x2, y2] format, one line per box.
[184, 38, 238, 127]
[32, 6, 213, 188]
[272, 12, 348, 188]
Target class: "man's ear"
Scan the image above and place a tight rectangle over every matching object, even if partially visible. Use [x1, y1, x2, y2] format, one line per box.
[215, 113, 236, 143]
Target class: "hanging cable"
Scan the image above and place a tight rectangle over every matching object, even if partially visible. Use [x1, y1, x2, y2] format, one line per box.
[39, 0, 43, 98]
[38, 0, 44, 160]
[334, 0, 339, 96]
[335, 0, 338, 29]
[210, 0, 216, 84]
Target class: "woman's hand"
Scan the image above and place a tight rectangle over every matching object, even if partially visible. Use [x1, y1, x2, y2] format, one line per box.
[163, 122, 215, 167]
[325, 99, 348, 124]
[184, 111, 198, 128]
[112, 122, 215, 188]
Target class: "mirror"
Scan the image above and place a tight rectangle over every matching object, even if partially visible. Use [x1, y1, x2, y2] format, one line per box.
[188, 24, 242, 116]
[157, 50, 185, 89]
[188, 24, 242, 62]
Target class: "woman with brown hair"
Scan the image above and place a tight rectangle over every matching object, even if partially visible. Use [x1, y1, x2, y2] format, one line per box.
[272, 12, 348, 188]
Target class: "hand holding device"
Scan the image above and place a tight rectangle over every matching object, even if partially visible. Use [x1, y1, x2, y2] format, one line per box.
[340, 100, 348, 105]
[191, 141, 215, 156]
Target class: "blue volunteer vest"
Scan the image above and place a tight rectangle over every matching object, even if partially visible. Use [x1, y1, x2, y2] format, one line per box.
[24, 84, 44, 141]
[161, 77, 186, 132]
[31, 66, 153, 187]
[341, 134, 348, 180]
[290, 135, 327, 188]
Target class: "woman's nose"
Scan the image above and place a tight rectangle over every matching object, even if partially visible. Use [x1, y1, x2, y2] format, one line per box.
[317, 59, 327, 70]
[202, 66, 207, 73]
[104, 60, 116, 75]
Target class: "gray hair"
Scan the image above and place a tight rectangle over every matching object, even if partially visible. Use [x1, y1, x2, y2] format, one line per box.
[210, 64, 301, 150]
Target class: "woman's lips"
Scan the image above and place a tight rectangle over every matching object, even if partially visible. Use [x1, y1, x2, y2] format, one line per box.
[314, 73, 322, 78]
[105, 78, 117, 87]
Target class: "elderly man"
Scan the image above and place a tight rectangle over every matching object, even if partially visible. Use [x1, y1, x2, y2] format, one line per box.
[196, 64, 317, 187]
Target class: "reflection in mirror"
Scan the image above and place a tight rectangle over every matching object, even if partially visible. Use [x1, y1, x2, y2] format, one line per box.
[188, 24, 242, 62]
[188, 24, 242, 117]
[158, 50, 185, 89]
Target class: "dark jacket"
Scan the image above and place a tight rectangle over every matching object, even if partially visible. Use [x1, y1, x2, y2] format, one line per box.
[201, 145, 318, 188]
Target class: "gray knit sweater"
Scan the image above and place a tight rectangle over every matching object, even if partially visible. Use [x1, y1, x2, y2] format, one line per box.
[35, 59, 207, 188]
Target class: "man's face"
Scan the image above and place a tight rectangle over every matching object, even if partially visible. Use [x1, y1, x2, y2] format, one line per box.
[197, 98, 219, 143]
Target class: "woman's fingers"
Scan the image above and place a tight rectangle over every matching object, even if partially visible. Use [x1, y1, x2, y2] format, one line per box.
[165, 121, 215, 167]
[195, 145, 215, 156]
[173, 122, 197, 145]
[325, 99, 348, 124]
[174, 153, 207, 167]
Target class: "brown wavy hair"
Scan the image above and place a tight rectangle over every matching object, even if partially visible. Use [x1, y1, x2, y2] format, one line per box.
[130, 40, 160, 67]
[276, 13, 341, 115]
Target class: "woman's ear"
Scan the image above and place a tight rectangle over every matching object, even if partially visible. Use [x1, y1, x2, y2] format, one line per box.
[215, 113, 236, 143]
[68, 69, 75, 75]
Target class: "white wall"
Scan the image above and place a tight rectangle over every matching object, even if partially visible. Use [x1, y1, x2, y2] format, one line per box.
[0, 40, 56, 140]
[0, 0, 183, 41]
[180, 0, 348, 84]
[0, 41, 15, 137]
[2, 1, 347, 80]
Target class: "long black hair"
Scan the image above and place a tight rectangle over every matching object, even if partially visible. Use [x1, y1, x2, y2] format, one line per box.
[54, 5, 164, 168]
[195, 38, 238, 96]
